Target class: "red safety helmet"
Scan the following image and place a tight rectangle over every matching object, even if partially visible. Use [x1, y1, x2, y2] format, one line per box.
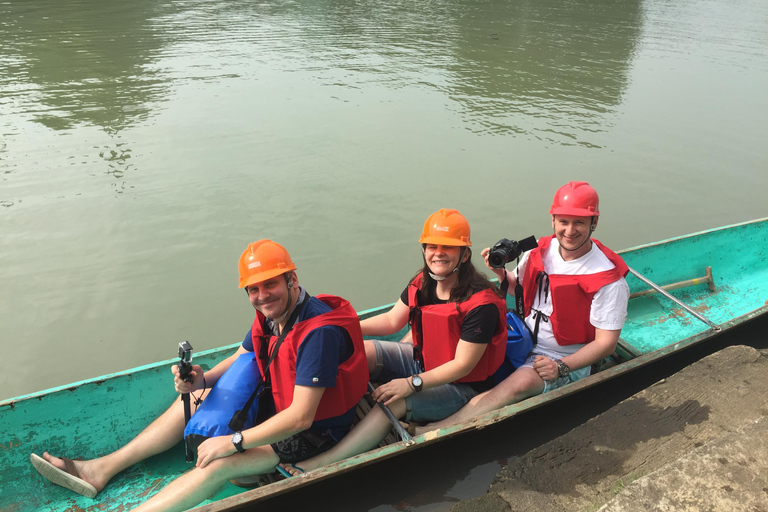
[419, 209, 471, 247]
[238, 240, 297, 289]
[550, 181, 600, 217]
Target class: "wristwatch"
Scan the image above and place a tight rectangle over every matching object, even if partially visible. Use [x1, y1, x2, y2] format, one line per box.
[411, 375, 423, 392]
[554, 359, 571, 378]
[231, 431, 245, 453]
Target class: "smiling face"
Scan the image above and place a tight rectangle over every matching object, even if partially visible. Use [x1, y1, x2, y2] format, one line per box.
[244, 272, 297, 320]
[423, 244, 467, 278]
[552, 214, 595, 259]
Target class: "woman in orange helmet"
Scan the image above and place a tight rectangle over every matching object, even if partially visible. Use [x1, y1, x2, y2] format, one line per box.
[283, 209, 507, 474]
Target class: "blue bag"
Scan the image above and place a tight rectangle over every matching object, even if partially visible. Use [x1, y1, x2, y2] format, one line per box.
[184, 352, 262, 440]
[493, 311, 534, 384]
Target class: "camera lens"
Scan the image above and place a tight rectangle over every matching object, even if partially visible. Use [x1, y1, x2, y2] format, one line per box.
[488, 248, 508, 269]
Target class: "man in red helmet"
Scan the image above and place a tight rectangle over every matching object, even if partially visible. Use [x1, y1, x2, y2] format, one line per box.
[418, 182, 630, 431]
[31, 240, 368, 512]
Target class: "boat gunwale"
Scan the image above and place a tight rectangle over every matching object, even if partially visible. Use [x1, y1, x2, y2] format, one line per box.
[614, 216, 768, 255]
[190, 303, 768, 511]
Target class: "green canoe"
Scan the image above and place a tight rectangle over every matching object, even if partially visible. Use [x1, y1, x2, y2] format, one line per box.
[3, 218, 767, 512]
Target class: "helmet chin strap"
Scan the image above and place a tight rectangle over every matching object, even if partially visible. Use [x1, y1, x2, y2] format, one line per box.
[423, 246, 465, 281]
[558, 218, 595, 254]
[272, 273, 295, 330]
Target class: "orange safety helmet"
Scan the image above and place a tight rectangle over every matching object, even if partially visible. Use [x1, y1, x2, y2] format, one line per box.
[419, 209, 471, 247]
[550, 181, 600, 217]
[238, 239, 297, 289]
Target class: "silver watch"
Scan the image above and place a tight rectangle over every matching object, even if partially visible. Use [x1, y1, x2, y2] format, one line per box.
[231, 431, 245, 453]
[554, 359, 571, 378]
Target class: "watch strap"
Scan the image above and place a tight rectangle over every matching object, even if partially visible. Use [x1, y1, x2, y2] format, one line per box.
[232, 432, 245, 453]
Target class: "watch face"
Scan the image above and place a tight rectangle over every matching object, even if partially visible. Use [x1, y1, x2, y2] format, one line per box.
[412, 376, 422, 386]
[233, 432, 243, 443]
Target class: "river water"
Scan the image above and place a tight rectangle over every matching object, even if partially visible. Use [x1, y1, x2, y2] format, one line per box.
[1, 0, 767, 505]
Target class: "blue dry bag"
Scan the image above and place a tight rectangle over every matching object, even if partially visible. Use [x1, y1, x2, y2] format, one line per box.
[493, 311, 534, 385]
[184, 352, 262, 440]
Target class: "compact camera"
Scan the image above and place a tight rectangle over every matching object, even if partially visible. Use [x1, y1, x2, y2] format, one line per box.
[178, 341, 194, 383]
[488, 235, 537, 269]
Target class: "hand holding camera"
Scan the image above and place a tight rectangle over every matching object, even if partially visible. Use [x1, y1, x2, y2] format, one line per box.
[173, 341, 203, 394]
[487, 235, 537, 269]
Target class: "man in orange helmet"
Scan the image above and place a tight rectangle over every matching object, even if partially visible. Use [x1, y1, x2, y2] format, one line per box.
[417, 182, 630, 432]
[32, 240, 368, 512]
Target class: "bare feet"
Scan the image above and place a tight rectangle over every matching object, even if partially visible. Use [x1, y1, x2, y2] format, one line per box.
[278, 462, 309, 477]
[40, 452, 108, 493]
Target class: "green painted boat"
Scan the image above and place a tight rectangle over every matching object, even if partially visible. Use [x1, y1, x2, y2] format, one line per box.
[3, 218, 767, 512]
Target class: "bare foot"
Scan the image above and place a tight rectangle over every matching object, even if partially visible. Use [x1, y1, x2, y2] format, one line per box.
[42, 452, 108, 492]
[279, 462, 311, 476]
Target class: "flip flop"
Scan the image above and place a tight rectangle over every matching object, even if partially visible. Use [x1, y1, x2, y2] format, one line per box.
[30, 453, 98, 498]
[290, 463, 306, 474]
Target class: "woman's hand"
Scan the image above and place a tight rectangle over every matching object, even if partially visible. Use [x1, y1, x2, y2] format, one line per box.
[480, 247, 505, 279]
[532, 356, 558, 381]
[171, 364, 204, 394]
[196, 435, 236, 468]
[372, 378, 413, 406]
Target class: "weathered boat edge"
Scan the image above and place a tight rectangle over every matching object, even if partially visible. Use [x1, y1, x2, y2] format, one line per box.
[190, 304, 768, 511]
[615, 216, 768, 256]
[0, 342, 243, 408]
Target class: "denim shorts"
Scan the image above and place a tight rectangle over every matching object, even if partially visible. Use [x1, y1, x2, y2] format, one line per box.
[369, 339, 478, 423]
[519, 353, 591, 393]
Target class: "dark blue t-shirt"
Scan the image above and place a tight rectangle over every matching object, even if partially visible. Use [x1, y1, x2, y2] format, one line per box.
[241, 294, 356, 440]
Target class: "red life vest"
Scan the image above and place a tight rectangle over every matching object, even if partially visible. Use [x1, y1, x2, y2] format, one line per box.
[523, 236, 628, 346]
[252, 295, 368, 421]
[407, 273, 507, 382]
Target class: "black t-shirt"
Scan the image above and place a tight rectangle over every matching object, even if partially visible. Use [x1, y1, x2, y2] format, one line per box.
[401, 278, 501, 392]
[400, 281, 500, 343]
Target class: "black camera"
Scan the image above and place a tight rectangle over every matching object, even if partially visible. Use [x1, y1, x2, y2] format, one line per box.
[488, 235, 538, 269]
[178, 341, 194, 384]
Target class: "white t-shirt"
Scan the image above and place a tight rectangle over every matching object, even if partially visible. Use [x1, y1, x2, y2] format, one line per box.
[512, 238, 630, 360]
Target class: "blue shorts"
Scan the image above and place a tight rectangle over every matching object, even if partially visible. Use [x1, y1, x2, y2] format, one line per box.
[369, 340, 478, 423]
[519, 354, 590, 393]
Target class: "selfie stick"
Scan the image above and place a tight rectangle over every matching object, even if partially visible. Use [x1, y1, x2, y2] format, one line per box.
[178, 341, 195, 463]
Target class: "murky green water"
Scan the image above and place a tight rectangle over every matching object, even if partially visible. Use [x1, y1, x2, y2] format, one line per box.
[2, 0, 767, 410]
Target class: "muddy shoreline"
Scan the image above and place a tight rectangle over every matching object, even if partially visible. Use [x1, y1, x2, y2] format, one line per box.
[451, 345, 768, 512]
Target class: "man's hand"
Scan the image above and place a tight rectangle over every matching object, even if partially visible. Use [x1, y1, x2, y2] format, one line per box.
[196, 435, 236, 468]
[532, 356, 558, 381]
[372, 378, 413, 405]
[171, 364, 204, 394]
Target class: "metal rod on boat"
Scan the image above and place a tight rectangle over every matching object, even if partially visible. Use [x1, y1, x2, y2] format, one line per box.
[628, 267, 721, 331]
[368, 382, 414, 444]
[629, 266, 716, 299]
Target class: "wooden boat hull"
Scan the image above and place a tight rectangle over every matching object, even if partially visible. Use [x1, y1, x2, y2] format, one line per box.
[2, 218, 767, 512]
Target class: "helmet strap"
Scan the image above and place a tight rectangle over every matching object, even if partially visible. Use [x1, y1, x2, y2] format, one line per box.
[422, 246, 465, 281]
[273, 273, 295, 330]
[558, 220, 595, 255]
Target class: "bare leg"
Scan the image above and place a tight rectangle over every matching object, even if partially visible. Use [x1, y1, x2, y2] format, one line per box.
[283, 399, 406, 475]
[415, 368, 545, 434]
[132, 445, 280, 512]
[43, 392, 203, 493]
